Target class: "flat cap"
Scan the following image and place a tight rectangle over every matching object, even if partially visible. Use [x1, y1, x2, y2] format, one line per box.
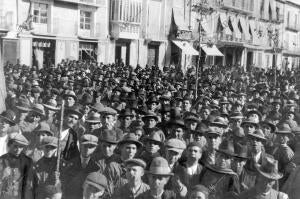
[81, 134, 98, 146]
[100, 107, 117, 115]
[9, 132, 29, 146]
[84, 172, 107, 190]
[42, 136, 58, 148]
[125, 158, 147, 169]
[165, 138, 186, 153]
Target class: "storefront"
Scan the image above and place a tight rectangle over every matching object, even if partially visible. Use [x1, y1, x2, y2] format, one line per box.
[32, 38, 55, 69]
[79, 41, 97, 61]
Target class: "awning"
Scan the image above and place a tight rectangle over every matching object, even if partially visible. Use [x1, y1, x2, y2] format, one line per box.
[230, 16, 241, 39]
[201, 44, 224, 57]
[239, 17, 250, 40]
[219, 13, 232, 35]
[172, 8, 189, 31]
[172, 40, 198, 55]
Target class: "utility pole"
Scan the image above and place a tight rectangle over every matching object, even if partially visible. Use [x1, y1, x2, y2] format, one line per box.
[192, 0, 222, 98]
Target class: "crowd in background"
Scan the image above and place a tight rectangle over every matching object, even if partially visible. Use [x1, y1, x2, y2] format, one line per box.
[1, 59, 300, 199]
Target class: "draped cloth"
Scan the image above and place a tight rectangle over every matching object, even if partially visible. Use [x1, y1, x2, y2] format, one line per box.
[33, 48, 44, 70]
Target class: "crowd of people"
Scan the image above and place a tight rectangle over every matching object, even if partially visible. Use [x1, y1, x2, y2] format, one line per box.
[1, 59, 300, 199]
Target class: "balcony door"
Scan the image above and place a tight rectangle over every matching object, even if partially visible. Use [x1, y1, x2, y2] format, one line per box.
[115, 40, 130, 66]
[147, 44, 159, 66]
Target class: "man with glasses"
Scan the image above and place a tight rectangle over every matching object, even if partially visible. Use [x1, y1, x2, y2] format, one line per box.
[0, 132, 34, 199]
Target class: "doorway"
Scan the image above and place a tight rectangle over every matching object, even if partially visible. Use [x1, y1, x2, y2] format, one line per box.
[147, 44, 159, 66]
[32, 38, 55, 69]
[246, 51, 253, 71]
[115, 40, 130, 65]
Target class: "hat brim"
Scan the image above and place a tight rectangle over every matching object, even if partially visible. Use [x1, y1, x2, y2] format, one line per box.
[65, 109, 83, 119]
[85, 120, 101, 124]
[31, 110, 46, 118]
[43, 104, 60, 111]
[118, 140, 143, 148]
[257, 167, 283, 180]
[16, 106, 31, 112]
[210, 122, 228, 128]
[248, 133, 266, 141]
[146, 171, 174, 176]
[81, 141, 98, 146]
[0, 115, 15, 125]
[84, 180, 106, 191]
[142, 115, 159, 122]
[216, 149, 235, 157]
[241, 121, 259, 127]
[35, 130, 54, 136]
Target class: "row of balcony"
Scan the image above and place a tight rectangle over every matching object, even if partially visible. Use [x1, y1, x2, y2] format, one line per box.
[218, 0, 254, 14]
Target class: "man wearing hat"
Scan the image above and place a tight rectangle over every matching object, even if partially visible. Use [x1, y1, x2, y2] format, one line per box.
[112, 158, 149, 199]
[260, 119, 277, 154]
[272, 123, 295, 187]
[93, 129, 119, 173]
[63, 90, 77, 108]
[199, 139, 240, 199]
[139, 131, 163, 168]
[138, 157, 186, 199]
[62, 134, 99, 199]
[84, 112, 102, 135]
[172, 142, 203, 193]
[33, 136, 61, 199]
[60, 106, 83, 160]
[0, 109, 16, 156]
[105, 133, 143, 195]
[25, 122, 54, 163]
[118, 108, 134, 135]
[23, 103, 46, 134]
[238, 156, 288, 199]
[82, 172, 109, 199]
[0, 132, 34, 199]
[43, 99, 60, 130]
[201, 127, 222, 166]
[165, 138, 186, 170]
[94, 107, 123, 142]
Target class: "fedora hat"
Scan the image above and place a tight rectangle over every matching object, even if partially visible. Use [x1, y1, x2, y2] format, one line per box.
[257, 156, 283, 180]
[16, 98, 31, 112]
[0, 110, 16, 125]
[275, 123, 292, 135]
[248, 129, 266, 141]
[216, 139, 235, 157]
[241, 118, 259, 128]
[43, 99, 60, 111]
[119, 108, 134, 118]
[118, 133, 143, 149]
[100, 129, 119, 144]
[233, 143, 248, 160]
[144, 131, 163, 146]
[230, 111, 244, 120]
[147, 157, 173, 176]
[63, 90, 77, 101]
[85, 112, 101, 123]
[210, 117, 228, 128]
[31, 104, 46, 118]
[65, 106, 83, 119]
[142, 111, 159, 122]
[260, 119, 276, 132]
[34, 122, 54, 136]
[90, 103, 105, 113]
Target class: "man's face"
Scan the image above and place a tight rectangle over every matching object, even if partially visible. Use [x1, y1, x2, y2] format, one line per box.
[148, 175, 169, 192]
[66, 114, 79, 128]
[146, 141, 160, 155]
[121, 143, 137, 160]
[150, 103, 157, 111]
[83, 184, 105, 199]
[215, 152, 232, 169]
[256, 175, 275, 193]
[189, 191, 206, 199]
[146, 118, 157, 128]
[232, 158, 246, 175]
[122, 116, 132, 128]
[9, 142, 24, 157]
[186, 121, 198, 131]
[103, 114, 115, 128]
[126, 164, 144, 182]
[201, 109, 210, 120]
[187, 146, 202, 161]
[101, 142, 117, 158]
[243, 124, 256, 135]
[173, 127, 184, 139]
[276, 134, 289, 145]
[250, 138, 263, 154]
[183, 100, 191, 111]
[166, 150, 182, 165]
[43, 145, 57, 158]
[0, 119, 10, 136]
[261, 125, 271, 137]
[206, 134, 221, 150]
[37, 132, 48, 144]
[81, 144, 97, 158]
[66, 97, 75, 107]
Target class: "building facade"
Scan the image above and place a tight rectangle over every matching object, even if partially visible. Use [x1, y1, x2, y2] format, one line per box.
[0, 0, 300, 71]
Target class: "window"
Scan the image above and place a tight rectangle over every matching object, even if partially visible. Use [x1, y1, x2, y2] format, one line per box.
[110, 0, 142, 23]
[33, 3, 48, 24]
[80, 11, 92, 30]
